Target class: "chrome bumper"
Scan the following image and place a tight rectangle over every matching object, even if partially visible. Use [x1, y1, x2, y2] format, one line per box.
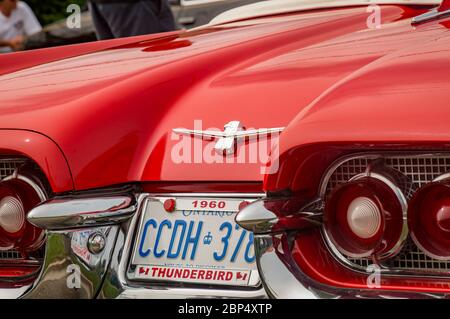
[254, 235, 317, 299]
[2, 193, 267, 299]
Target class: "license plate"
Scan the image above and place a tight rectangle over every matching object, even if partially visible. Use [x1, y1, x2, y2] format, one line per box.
[130, 197, 259, 287]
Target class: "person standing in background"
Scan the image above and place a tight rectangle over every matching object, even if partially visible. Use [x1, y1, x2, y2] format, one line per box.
[0, 0, 41, 52]
[88, 0, 176, 40]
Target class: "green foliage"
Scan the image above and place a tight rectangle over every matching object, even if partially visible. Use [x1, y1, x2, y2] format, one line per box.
[25, 0, 87, 26]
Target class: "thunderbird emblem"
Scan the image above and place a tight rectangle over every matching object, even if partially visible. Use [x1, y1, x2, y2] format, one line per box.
[173, 121, 284, 155]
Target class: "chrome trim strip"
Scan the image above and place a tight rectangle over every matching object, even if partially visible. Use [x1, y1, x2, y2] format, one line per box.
[115, 286, 268, 299]
[151, 193, 265, 198]
[412, 8, 450, 24]
[3, 173, 47, 202]
[172, 127, 285, 139]
[27, 196, 136, 230]
[433, 172, 450, 182]
[0, 285, 33, 299]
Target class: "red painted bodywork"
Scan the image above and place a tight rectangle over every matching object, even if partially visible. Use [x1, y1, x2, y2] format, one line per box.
[439, 0, 450, 11]
[0, 130, 72, 191]
[0, 3, 445, 194]
[0, 0, 449, 296]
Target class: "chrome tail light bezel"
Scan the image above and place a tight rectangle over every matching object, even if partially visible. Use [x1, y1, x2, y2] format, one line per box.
[323, 162, 410, 263]
[320, 153, 450, 276]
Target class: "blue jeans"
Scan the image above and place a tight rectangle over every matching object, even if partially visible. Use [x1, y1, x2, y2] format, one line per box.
[89, 0, 176, 40]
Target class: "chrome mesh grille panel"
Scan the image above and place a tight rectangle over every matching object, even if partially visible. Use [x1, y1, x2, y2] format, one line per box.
[0, 158, 26, 180]
[324, 154, 450, 273]
[0, 250, 22, 260]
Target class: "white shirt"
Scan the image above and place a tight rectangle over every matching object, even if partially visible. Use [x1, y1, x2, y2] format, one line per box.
[0, 1, 42, 53]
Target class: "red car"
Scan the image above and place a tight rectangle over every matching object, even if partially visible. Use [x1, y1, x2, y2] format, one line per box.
[0, 0, 448, 299]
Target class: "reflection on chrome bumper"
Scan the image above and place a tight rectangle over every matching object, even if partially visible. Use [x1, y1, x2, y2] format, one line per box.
[2, 193, 267, 299]
[254, 234, 317, 299]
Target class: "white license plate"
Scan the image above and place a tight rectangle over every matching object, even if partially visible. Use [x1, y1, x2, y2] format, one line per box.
[130, 197, 259, 287]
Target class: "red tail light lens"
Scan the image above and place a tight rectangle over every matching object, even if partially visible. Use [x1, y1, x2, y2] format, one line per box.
[0, 178, 45, 252]
[409, 179, 450, 260]
[324, 175, 405, 259]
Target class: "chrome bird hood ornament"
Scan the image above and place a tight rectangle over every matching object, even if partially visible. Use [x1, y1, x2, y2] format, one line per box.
[173, 121, 284, 155]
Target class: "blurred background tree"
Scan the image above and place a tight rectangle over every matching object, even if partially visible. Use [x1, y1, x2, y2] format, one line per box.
[25, 0, 87, 26]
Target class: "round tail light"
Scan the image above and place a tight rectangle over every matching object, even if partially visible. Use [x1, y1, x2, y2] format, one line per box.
[409, 178, 450, 260]
[0, 196, 25, 234]
[324, 174, 406, 259]
[0, 176, 46, 252]
[346, 197, 382, 239]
